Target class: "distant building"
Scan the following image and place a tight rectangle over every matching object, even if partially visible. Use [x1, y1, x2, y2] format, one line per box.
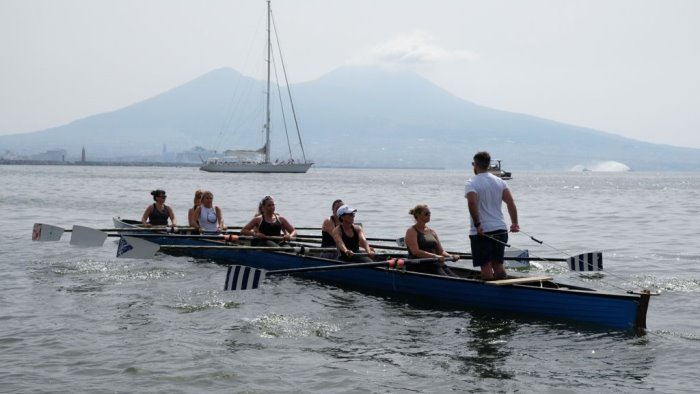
[31, 149, 67, 162]
[176, 146, 217, 163]
[81, 147, 86, 162]
[161, 151, 177, 162]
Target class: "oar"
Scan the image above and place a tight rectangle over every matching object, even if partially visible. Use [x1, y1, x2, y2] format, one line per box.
[449, 250, 601, 272]
[507, 231, 604, 272]
[369, 232, 602, 271]
[70, 228, 241, 247]
[32, 223, 195, 242]
[368, 243, 407, 252]
[226, 226, 321, 231]
[37, 223, 324, 247]
[116, 236, 337, 259]
[33, 224, 118, 246]
[296, 233, 401, 243]
[224, 257, 439, 291]
[468, 232, 590, 269]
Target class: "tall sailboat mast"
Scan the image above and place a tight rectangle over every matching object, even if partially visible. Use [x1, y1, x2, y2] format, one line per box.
[264, 0, 272, 163]
[199, 0, 313, 173]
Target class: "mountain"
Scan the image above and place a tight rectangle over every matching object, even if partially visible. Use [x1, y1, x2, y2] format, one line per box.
[2, 66, 699, 170]
[0, 68, 266, 158]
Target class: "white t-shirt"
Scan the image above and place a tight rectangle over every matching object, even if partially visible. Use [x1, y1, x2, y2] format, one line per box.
[464, 173, 508, 235]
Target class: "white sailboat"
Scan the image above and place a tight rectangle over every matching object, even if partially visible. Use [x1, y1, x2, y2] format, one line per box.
[200, 0, 313, 173]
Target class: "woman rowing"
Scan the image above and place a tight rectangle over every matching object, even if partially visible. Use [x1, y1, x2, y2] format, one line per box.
[193, 191, 225, 233]
[404, 203, 459, 277]
[241, 195, 297, 246]
[319, 199, 344, 258]
[321, 199, 344, 247]
[141, 189, 177, 227]
[332, 204, 375, 262]
[187, 189, 204, 227]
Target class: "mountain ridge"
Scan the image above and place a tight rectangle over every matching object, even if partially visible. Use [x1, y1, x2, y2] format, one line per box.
[1, 66, 699, 171]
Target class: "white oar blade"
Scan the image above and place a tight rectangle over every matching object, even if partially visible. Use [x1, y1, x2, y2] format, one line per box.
[116, 236, 160, 259]
[70, 225, 108, 247]
[224, 265, 266, 291]
[32, 223, 64, 242]
[505, 249, 530, 269]
[567, 252, 603, 271]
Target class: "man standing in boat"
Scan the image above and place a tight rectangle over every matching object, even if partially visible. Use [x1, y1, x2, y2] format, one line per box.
[465, 151, 520, 281]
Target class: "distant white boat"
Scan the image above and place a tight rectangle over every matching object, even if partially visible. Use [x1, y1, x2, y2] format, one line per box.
[488, 159, 512, 180]
[200, 0, 312, 174]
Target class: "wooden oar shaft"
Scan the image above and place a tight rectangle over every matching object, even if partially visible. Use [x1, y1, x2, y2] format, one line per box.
[224, 257, 439, 291]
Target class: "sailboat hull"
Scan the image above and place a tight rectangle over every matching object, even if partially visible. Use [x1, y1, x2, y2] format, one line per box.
[199, 162, 313, 173]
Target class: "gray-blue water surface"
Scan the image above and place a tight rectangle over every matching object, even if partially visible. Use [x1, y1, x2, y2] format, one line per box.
[1, 165, 699, 393]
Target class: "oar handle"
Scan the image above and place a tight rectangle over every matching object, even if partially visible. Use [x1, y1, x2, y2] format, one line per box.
[529, 235, 544, 244]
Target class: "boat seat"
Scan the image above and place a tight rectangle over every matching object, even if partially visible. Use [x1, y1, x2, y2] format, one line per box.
[486, 276, 553, 286]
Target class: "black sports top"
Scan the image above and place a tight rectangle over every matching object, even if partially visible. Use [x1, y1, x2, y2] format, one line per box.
[258, 215, 283, 236]
[340, 225, 360, 253]
[148, 204, 170, 226]
[321, 216, 339, 247]
[408, 226, 438, 258]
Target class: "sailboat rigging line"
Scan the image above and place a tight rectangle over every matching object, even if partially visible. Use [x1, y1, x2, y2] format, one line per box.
[215, 11, 267, 152]
[271, 9, 308, 162]
[264, 0, 272, 162]
[271, 55, 294, 159]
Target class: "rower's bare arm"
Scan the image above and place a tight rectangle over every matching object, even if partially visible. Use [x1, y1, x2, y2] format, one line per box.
[404, 228, 422, 257]
[281, 217, 296, 238]
[241, 218, 259, 236]
[141, 206, 153, 226]
[503, 189, 519, 232]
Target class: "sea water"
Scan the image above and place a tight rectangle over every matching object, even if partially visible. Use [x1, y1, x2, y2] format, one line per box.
[1, 165, 699, 393]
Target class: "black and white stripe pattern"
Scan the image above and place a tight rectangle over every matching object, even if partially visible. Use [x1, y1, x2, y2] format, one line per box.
[567, 252, 603, 271]
[224, 265, 266, 290]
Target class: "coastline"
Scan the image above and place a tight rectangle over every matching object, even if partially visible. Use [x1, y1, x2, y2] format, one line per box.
[0, 159, 201, 167]
[0, 159, 444, 170]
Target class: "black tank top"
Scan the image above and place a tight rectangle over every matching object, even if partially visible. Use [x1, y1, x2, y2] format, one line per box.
[340, 225, 360, 253]
[258, 215, 283, 236]
[148, 204, 170, 226]
[408, 226, 438, 258]
[321, 216, 339, 247]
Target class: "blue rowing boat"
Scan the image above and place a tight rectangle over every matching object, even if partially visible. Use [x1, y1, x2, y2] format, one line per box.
[113, 218, 652, 330]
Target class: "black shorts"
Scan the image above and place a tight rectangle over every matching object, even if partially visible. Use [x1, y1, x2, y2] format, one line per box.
[469, 230, 508, 267]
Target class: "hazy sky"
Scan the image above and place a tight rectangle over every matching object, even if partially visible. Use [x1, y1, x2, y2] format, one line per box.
[1, 0, 699, 148]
